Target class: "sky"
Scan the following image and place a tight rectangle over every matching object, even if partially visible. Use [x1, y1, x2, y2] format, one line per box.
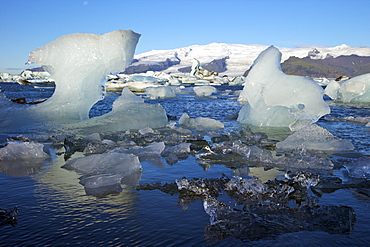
[0, 0, 369, 74]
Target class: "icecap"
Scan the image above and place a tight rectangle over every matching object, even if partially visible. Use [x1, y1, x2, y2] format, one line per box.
[276, 124, 354, 152]
[0, 30, 168, 136]
[237, 46, 330, 131]
[325, 73, 370, 103]
[193, 86, 217, 97]
[179, 113, 224, 130]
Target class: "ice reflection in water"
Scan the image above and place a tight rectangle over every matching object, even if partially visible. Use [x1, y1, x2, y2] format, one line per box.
[0, 83, 370, 246]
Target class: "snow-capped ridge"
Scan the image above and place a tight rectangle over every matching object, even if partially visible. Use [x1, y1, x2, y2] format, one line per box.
[127, 43, 370, 76]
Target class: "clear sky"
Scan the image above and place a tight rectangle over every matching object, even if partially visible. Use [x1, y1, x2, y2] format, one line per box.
[0, 0, 369, 74]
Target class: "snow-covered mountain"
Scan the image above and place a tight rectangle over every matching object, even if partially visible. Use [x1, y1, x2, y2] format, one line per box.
[126, 43, 370, 76]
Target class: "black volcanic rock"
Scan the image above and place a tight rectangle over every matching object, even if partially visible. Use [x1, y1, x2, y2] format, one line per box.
[178, 57, 229, 73]
[123, 57, 181, 74]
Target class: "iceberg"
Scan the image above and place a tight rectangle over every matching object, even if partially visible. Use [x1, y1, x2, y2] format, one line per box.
[0, 142, 49, 161]
[0, 30, 168, 136]
[325, 73, 370, 103]
[237, 46, 330, 131]
[344, 156, 370, 179]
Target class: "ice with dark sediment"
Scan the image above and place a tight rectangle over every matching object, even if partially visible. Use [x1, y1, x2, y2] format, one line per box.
[276, 124, 354, 153]
[237, 46, 330, 131]
[203, 196, 355, 242]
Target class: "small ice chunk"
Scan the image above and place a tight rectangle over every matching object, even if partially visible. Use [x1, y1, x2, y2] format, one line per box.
[193, 86, 217, 97]
[115, 142, 165, 158]
[80, 174, 124, 189]
[276, 124, 354, 152]
[138, 127, 156, 135]
[0, 142, 49, 161]
[344, 156, 370, 179]
[179, 113, 224, 130]
[62, 152, 141, 177]
[145, 86, 176, 98]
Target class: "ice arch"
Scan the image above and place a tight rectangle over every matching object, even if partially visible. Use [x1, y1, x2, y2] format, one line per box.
[237, 46, 330, 131]
[0, 30, 168, 135]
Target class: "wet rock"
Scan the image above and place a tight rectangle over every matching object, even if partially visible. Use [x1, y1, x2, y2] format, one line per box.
[0, 207, 18, 226]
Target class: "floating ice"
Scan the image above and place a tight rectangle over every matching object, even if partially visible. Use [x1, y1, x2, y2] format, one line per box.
[344, 156, 370, 179]
[276, 124, 354, 152]
[0, 142, 49, 161]
[28, 29, 141, 121]
[0, 30, 168, 136]
[237, 46, 330, 131]
[145, 86, 177, 98]
[325, 73, 370, 103]
[62, 152, 141, 178]
[179, 113, 224, 130]
[193, 86, 217, 97]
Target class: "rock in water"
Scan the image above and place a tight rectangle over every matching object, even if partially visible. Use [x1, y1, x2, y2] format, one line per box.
[237, 46, 330, 131]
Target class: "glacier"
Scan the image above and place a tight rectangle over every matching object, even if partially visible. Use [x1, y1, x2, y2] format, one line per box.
[0, 30, 168, 136]
[237, 46, 330, 131]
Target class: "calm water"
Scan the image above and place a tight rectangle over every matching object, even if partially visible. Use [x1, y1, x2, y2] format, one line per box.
[0, 82, 369, 246]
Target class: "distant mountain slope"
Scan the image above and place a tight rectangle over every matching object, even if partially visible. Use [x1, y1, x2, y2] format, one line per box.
[280, 55, 370, 78]
[124, 43, 370, 76]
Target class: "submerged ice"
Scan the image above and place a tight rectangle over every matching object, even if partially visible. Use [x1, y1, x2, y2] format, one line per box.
[237, 46, 330, 131]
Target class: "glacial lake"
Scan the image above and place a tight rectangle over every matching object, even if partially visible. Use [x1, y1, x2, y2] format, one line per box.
[0, 82, 369, 246]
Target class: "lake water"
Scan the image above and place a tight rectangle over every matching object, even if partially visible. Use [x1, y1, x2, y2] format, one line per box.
[0, 82, 369, 246]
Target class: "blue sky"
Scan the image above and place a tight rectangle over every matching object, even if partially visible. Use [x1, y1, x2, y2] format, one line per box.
[1, 0, 369, 74]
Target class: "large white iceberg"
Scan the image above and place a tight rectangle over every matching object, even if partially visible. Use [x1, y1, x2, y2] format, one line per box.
[0, 30, 168, 135]
[325, 73, 370, 103]
[237, 46, 330, 131]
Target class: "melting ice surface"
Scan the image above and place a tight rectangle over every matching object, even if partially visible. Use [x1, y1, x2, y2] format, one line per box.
[237, 46, 330, 131]
[325, 73, 370, 103]
[0, 30, 167, 135]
